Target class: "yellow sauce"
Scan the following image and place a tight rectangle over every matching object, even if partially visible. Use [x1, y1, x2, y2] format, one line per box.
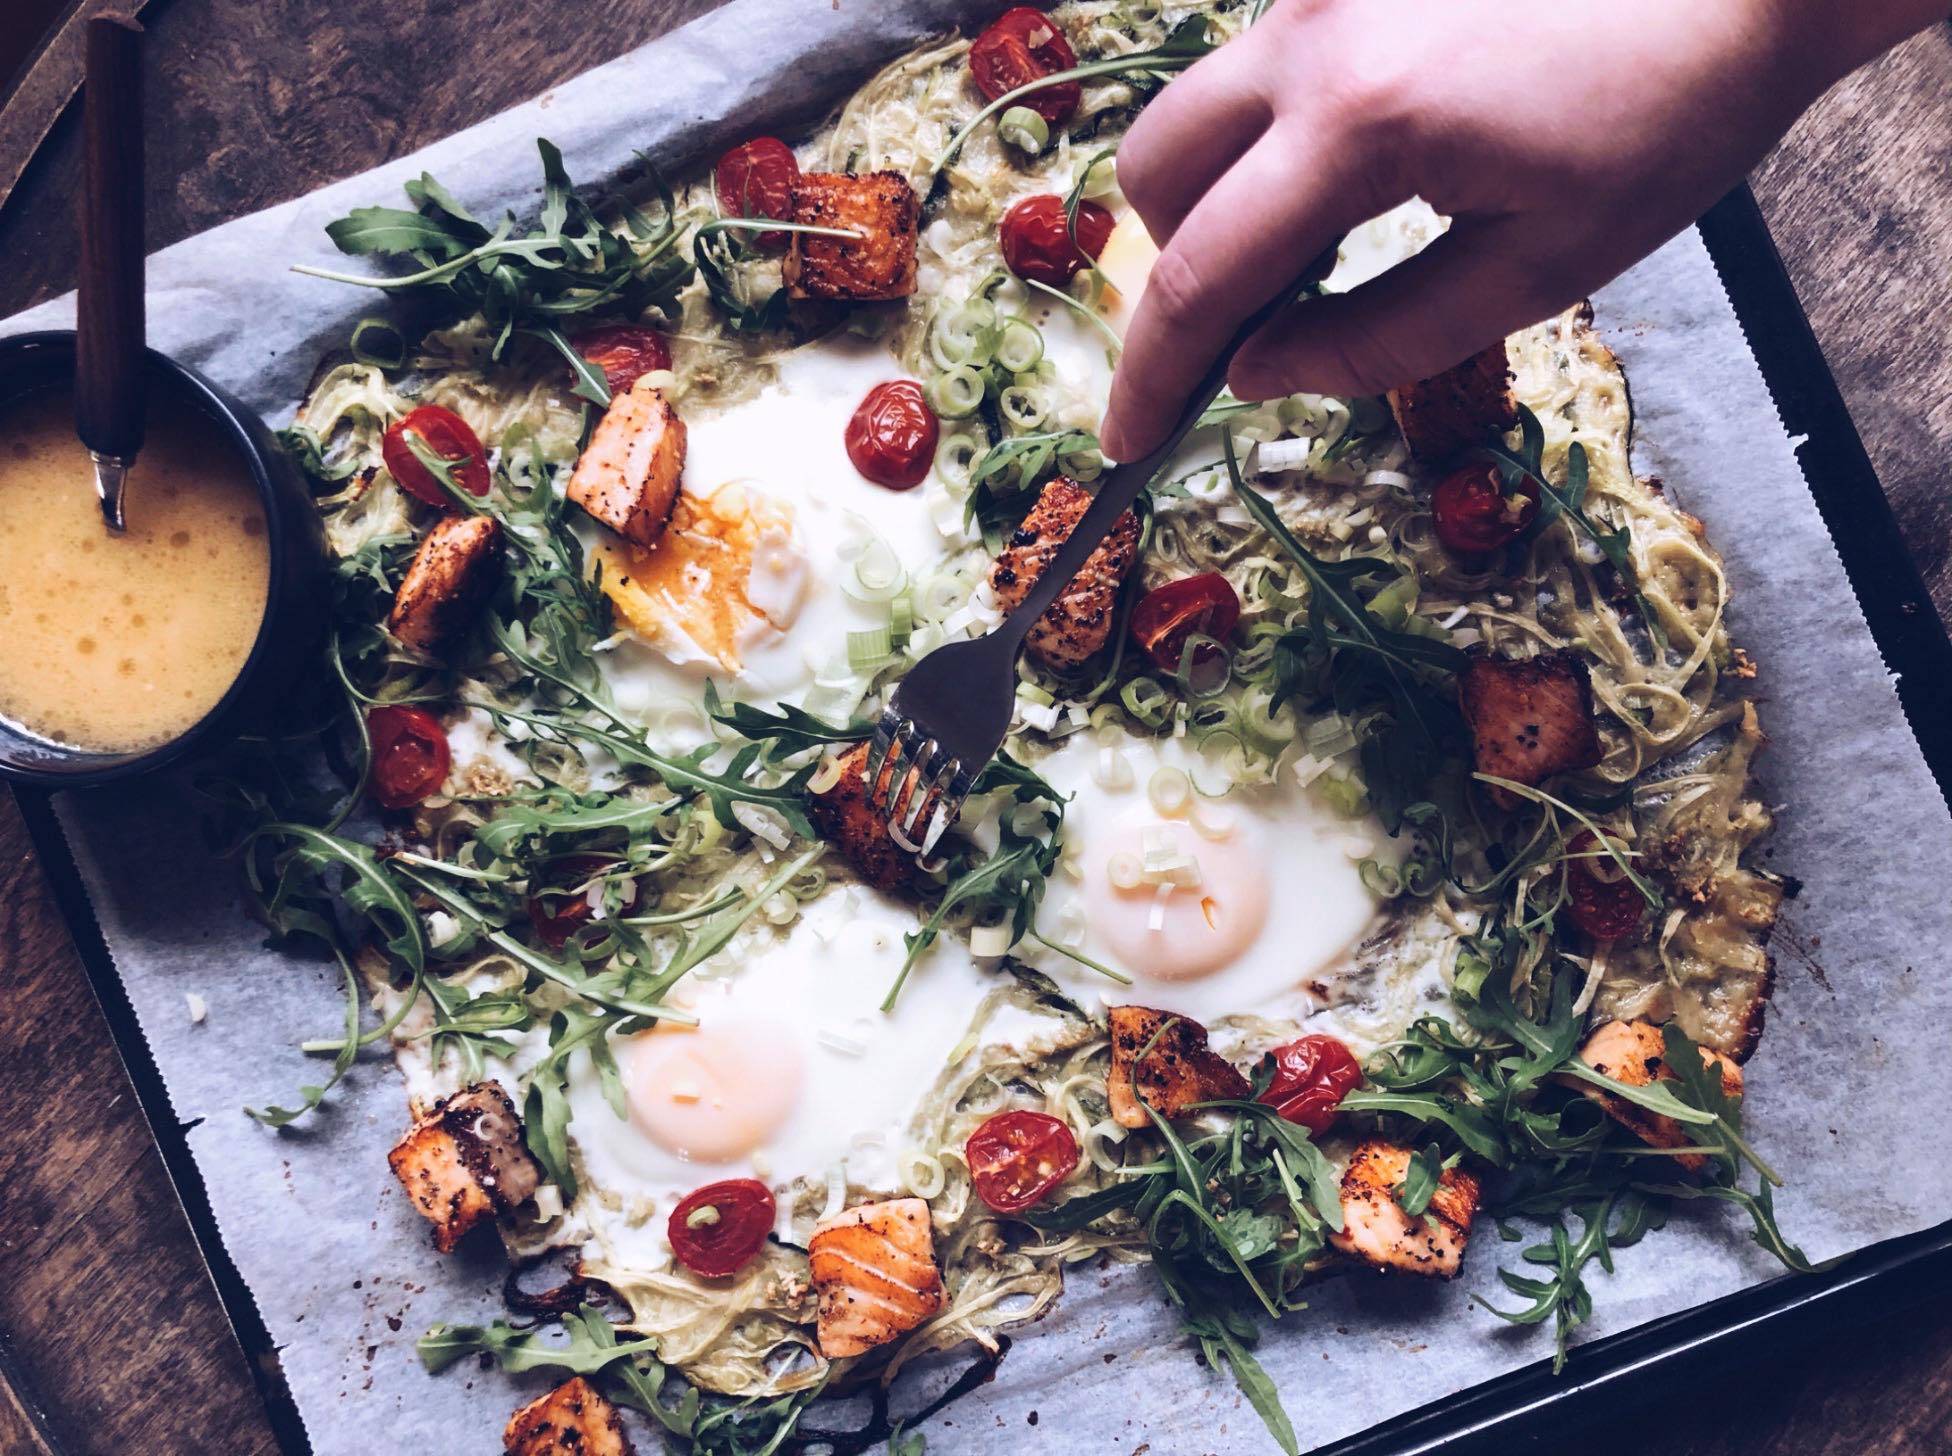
[0, 388, 270, 752]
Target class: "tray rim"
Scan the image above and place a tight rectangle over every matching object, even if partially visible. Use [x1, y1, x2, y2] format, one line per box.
[13, 181, 1952, 1456]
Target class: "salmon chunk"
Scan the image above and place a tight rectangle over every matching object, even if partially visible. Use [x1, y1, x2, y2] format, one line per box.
[1106, 1005, 1251, 1129]
[990, 477, 1143, 672]
[807, 741, 919, 895]
[1329, 1140, 1481, 1279]
[1459, 650, 1604, 805]
[388, 513, 503, 651]
[504, 1377, 633, 1456]
[808, 1197, 945, 1359]
[567, 376, 687, 548]
[1566, 1019, 1744, 1174]
[784, 171, 920, 302]
[388, 1082, 542, 1253]
[1386, 341, 1519, 463]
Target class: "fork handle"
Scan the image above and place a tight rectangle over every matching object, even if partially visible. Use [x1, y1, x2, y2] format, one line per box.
[995, 272, 1312, 650]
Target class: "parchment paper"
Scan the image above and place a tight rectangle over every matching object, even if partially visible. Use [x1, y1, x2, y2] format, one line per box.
[6, 1, 1951, 1451]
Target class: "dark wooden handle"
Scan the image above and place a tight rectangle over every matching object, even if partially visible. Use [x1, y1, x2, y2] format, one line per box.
[75, 15, 146, 462]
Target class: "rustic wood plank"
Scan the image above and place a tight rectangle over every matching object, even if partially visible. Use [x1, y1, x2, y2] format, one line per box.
[0, 7, 1948, 1456]
[0, 790, 277, 1456]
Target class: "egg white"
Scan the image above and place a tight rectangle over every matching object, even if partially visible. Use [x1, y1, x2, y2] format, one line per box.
[1022, 732, 1401, 1030]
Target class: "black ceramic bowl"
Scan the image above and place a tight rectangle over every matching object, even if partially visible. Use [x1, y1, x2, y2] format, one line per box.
[0, 330, 330, 787]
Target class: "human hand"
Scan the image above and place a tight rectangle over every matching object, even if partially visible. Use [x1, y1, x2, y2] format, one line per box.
[1098, 0, 1943, 461]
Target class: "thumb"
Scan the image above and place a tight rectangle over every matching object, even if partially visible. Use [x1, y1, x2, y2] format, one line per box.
[1228, 216, 1591, 401]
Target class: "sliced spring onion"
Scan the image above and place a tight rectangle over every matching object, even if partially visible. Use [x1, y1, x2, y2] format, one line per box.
[998, 105, 1051, 153]
[994, 317, 1044, 373]
[935, 429, 983, 486]
[1359, 858, 1404, 898]
[889, 591, 915, 646]
[969, 922, 1018, 957]
[1000, 384, 1049, 430]
[1092, 744, 1133, 791]
[1106, 850, 1143, 891]
[1303, 713, 1359, 759]
[1057, 440, 1104, 481]
[928, 365, 987, 419]
[1367, 573, 1418, 628]
[929, 298, 1000, 369]
[1121, 676, 1171, 727]
[902, 1150, 948, 1200]
[1318, 773, 1370, 819]
[1247, 435, 1315, 475]
[843, 538, 907, 603]
[349, 317, 406, 369]
[807, 755, 846, 795]
[847, 624, 895, 669]
[1147, 766, 1192, 817]
[1077, 151, 1120, 200]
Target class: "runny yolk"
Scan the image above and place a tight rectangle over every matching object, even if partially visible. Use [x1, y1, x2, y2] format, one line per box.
[621, 1018, 804, 1163]
[1085, 818, 1273, 981]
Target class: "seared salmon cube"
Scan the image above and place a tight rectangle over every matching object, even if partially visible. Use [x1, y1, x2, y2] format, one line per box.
[1566, 1019, 1743, 1173]
[990, 477, 1142, 672]
[388, 513, 503, 652]
[1386, 341, 1519, 463]
[807, 741, 921, 895]
[784, 171, 920, 302]
[388, 1082, 542, 1253]
[1106, 1005, 1251, 1129]
[504, 1376, 632, 1456]
[808, 1197, 945, 1358]
[567, 376, 687, 548]
[1329, 1139, 1481, 1279]
[1459, 650, 1604, 805]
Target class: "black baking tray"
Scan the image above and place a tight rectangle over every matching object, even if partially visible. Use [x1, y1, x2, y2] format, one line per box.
[13, 181, 1952, 1456]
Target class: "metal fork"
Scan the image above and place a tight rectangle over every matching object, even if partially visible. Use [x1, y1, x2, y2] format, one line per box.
[868, 289, 1300, 857]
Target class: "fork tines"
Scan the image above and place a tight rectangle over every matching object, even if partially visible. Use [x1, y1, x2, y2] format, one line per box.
[868, 707, 971, 858]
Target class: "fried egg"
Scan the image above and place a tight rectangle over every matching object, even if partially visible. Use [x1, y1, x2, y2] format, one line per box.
[596, 335, 963, 745]
[1024, 732, 1400, 1028]
[565, 883, 1041, 1267]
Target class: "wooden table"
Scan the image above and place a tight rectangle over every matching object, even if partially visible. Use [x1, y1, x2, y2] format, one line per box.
[0, 7, 1949, 1454]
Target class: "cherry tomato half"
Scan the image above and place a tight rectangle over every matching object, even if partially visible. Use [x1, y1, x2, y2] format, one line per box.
[845, 380, 939, 490]
[966, 1110, 1080, 1213]
[668, 1179, 777, 1278]
[1258, 1035, 1363, 1135]
[366, 705, 451, 810]
[1564, 829, 1649, 940]
[714, 136, 801, 251]
[1130, 572, 1242, 680]
[569, 323, 672, 396]
[998, 195, 1114, 288]
[382, 405, 491, 510]
[1431, 462, 1541, 558]
[525, 853, 637, 950]
[969, 7, 1080, 125]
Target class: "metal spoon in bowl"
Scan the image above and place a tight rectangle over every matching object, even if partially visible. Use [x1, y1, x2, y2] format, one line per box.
[75, 14, 145, 533]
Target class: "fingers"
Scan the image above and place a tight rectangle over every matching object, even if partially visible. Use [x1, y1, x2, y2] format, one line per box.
[1225, 216, 1591, 400]
[1101, 128, 1397, 462]
[1114, 39, 1275, 247]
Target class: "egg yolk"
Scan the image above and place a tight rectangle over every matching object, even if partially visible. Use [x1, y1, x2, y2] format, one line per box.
[621, 1019, 804, 1163]
[599, 482, 805, 670]
[1084, 817, 1272, 980]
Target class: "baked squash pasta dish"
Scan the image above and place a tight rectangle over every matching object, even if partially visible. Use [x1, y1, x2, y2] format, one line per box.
[238, 3, 1803, 1451]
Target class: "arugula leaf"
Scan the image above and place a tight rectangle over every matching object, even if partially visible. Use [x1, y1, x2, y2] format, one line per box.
[705, 682, 871, 757]
[420, 1303, 658, 1376]
[1223, 433, 1467, 831]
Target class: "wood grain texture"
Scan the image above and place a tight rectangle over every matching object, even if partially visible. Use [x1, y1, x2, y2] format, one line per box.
[0, 6, 1949, 1455]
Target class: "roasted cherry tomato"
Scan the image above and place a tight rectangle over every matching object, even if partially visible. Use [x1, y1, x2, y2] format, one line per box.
[714, 136, 801, 251]
[668, 1179, 777, 1278]
[1258, 1035, 1363, 1135]
[366, 705, 451, 810]
[966, 1110, 1080, 1213]
[845, 380, 939, 490]
[998, 195, 1114, 288]
[1129, 572, 1242, 681]
[381, 405, 491, 509]
[525, 853, 636, 950]
[569, 323, 672, 396]
[1431, 462, 1541, 558]
[969, 6, 1080, 125]
[1564, 829, 1648, 940]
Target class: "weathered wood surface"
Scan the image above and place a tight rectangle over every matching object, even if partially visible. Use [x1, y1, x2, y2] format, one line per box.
[0, 7, 1947, 1454]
